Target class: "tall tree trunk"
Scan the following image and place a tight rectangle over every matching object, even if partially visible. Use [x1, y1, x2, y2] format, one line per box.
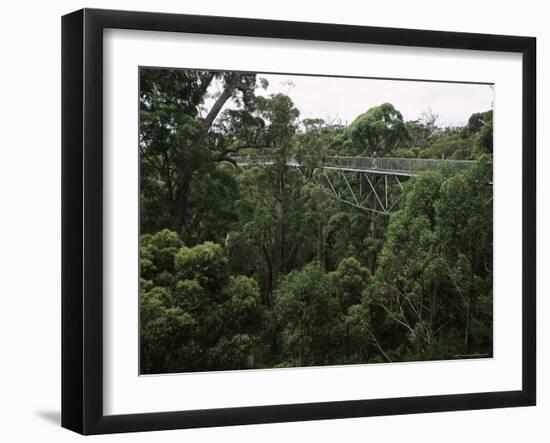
[464, 297, 471, 350]
[171, 143, 193, 233]
[464, 263, 475, 351]
[345, 324, 350, 359]
[273, 163, 286, 281]
[169, 75, 242, 233]
[317, 221, 323, 266]
[261, 242, 273, 307]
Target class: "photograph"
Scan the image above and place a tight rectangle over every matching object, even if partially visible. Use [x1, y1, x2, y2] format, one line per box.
[0, 0, 543, 439]
[138, 68, 494, 375]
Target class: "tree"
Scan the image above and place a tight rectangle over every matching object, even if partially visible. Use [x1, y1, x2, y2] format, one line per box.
[417, 127, 472, 160]
[467, 110, 492, 134]
[329, 257, 373, 360]
[227, 93, 301, 303]
[140, 290, 198, 373]
[330, 257, 371, 312]
[374, 172, 448, 360]
[256, 94, 300, 283]
[274, 261, 343, 366]
[405, 113, 438, 153]
[140, 232, 265, 373]
[435, 160, 493, 352]
[373, 162, 493, 361]
[467, 110, 493, 154]
[140, 229, 183, 286]
[344, 103, 409, 155]
[175, 241, 229, 295]
[213, 275, 265, 368]
[140, 69, 263, 235]
[138, 71, 494, 373]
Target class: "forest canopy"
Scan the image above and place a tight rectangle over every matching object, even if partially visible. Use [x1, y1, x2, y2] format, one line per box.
[139, 68, 493, 374]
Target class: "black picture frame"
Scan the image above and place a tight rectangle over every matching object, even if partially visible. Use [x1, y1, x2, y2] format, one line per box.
[62, 8, 536, 435]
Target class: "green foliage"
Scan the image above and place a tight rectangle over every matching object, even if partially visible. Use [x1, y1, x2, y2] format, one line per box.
[140, 287, 198, 373]
[344, 103, 409, 155]
[222, 275, 264, 333]
[140, 229, 183, 283]
[330, 257, 371, 312]
[417, 127, 473, 160]
[175, 241, 228, 294]
[255, 93, 300, 146]
[138, 70, 493, 373]
[274, 262, 343, 366]
[373, 161, 493, 361]
[471, 111, 494, 154]
[140, 234, 265, 373]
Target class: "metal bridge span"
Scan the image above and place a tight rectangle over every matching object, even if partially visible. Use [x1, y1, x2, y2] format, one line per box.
[231, 155, 476, 215]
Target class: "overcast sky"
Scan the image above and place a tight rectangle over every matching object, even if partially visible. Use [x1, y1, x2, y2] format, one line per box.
[253, 73, 494, 128]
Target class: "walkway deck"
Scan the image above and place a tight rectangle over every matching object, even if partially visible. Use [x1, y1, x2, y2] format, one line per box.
[231, 155, 475, 177]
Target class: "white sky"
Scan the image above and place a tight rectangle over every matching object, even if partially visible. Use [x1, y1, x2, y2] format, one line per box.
[254, 73, 494, 128]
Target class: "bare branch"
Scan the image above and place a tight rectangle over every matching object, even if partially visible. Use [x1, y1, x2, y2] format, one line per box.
[367, 329, 393, 363]
[201, 74, 242, 131]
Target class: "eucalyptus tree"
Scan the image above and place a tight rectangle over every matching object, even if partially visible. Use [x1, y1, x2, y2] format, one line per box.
[344, 103, 409, 156]
[434, 160, 493, 352]
[140, 230, 265, 373]
[274, 261, 343, 367]
[138, 79, 495, 371]
[372, 161, 493, 361]
[139, 69, 263, 235]
[467, 110, 493, 154]
[226, 93, 301, 300]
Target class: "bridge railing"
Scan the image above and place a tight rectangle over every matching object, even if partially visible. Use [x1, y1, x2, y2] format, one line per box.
[232, 156, 277, 166]
[232, 156, 303, 167]
[321, 156, 476, 174]
[231, 155, 477, 175]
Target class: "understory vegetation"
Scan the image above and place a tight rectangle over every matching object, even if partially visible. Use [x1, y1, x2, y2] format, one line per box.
[139, 68, 493, 374]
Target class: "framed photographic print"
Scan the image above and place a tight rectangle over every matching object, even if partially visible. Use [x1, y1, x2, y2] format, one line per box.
[61, 8, 536, 435]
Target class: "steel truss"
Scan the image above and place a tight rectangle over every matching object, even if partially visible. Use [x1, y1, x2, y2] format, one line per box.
[313, 169, 406, 215]
[232, 155, 479, 215]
